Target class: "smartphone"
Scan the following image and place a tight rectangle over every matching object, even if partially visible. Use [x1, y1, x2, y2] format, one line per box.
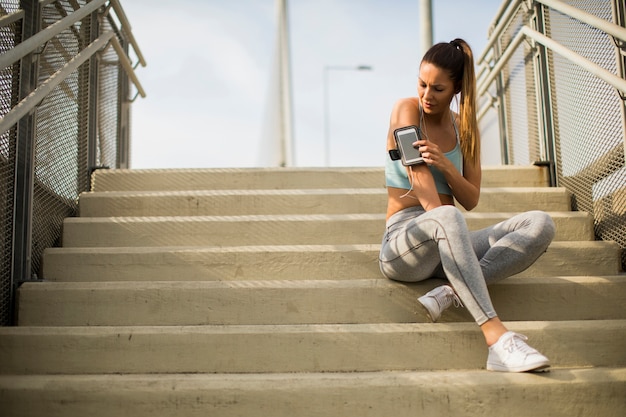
[393, 125, 424, 166]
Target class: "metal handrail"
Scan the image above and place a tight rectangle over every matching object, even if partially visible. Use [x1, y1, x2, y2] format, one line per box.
[478, 25, 626, 107]
[0, 31, 116, 136]
[110, 35, 146, 98]
[477, 28, 526, 98]
[0, 0, 147, 134]
[522, 26, 626, 96]
[0, 9, 25, 28]
[0, 30, 146, 135]
[536, 0, 626, 43]
[110, 0, 146, 67]
[477, 0, 626, 73]
[477, 0, 523, 66]
[0, 0, 107, 70]
[476, 0, 626, 122]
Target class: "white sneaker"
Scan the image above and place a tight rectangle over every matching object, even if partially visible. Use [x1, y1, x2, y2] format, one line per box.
[417, 285, 463, 322]
[486, 331, 550, 372]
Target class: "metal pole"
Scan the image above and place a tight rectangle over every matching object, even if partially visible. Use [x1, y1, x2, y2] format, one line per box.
[323, 67, 330, 167]
[11, 0, 41, 323]
[277, 0, 294, 167]
[419, 0, 433, 57]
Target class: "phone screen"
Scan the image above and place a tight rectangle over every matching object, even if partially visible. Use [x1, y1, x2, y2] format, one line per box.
[395, 127, 423, 165]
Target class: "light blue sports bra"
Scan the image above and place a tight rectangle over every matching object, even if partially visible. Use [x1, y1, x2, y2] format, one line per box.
[385, 110, 463, 196]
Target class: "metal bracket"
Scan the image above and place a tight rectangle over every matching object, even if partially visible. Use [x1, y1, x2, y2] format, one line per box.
[89, 165, 110, 177]
[489, 94, 500, 108]
[523, 0, 533, 13]
[523, 36, 536, 50]
[611, 36, 626, 57]
[100, 2, 113, 20]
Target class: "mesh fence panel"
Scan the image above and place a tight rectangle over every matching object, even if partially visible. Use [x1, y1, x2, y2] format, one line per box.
[499, 6, 543, 165]
[29, 1, 91, 279]
[97, 16, 120, 169]
[492, 0, 626, 269]
[0, 0, 21, 325]
[0, 0, 133, 325]
[546, 0, 626, 269]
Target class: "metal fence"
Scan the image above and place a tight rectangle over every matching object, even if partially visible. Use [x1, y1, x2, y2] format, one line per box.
[0, 0, 145, 325]
[478, 0, 626, 270]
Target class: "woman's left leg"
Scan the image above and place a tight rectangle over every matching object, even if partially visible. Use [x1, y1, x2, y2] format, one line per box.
[470, 210, 556, 285]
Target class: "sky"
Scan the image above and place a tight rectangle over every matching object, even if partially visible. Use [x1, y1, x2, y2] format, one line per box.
[122, 0, 504, 169]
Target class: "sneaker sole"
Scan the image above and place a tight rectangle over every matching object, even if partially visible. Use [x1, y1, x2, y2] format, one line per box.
[486, 362, 551, 373]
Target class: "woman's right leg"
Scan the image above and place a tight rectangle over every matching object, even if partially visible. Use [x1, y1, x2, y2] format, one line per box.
[379, 205, 498, 326]
[379, 206, 550, 371]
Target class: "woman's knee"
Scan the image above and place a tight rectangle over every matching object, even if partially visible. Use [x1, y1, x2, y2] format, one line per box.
[432, 205, 464, 222]
[528, 210, 556, 242]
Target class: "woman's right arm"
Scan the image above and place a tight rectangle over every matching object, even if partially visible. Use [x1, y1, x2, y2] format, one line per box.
[388, 99, 442, 211]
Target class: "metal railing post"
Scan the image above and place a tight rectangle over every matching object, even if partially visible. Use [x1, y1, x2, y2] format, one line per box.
[117, 36, 130, 169]
[87, 9, 101, 187]
[11, 0, 40, 316]
[532, 2, 558, 186]
[612, 0, 626, 147]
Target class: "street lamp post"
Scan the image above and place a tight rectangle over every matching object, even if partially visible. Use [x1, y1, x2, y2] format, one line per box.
[323, 65, 372, 166]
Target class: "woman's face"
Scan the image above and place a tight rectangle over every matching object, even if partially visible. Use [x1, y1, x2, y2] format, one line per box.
[418, 62, 457, 115]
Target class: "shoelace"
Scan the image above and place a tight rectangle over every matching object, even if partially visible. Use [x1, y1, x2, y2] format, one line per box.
[502, 332, 535, 355]
[435, 287, 464, 309]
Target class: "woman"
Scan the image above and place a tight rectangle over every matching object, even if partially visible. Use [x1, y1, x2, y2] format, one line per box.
[379, 39, 555, 372]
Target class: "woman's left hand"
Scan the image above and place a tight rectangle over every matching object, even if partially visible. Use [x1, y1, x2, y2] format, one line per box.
[416, 139, 448, 170]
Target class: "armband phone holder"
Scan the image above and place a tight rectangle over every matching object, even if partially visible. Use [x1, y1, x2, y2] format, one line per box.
[388, 149, 401, 161]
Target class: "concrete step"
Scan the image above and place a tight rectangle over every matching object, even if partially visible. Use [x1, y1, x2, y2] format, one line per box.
[16, 276, 626, 326]
[42, 241, 622, 282]
[2, 320, 625, 374]
[78, 187, 571, 217]
[1, 367, 625, 417]
[90, 166, 550, 192]
[60, 212, 594, 248]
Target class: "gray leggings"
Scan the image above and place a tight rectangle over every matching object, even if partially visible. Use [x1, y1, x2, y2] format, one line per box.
[379, 205, 556, 325]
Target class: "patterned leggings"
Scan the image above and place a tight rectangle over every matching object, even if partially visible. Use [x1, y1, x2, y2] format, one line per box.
[379, 205, 556, 325]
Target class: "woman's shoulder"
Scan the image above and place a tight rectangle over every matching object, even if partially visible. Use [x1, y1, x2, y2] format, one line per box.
[390, 97, 420, 124]
[392, 97, 420, 111]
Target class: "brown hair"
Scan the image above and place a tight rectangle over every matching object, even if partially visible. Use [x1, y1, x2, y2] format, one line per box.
[421, 38, 480, 164]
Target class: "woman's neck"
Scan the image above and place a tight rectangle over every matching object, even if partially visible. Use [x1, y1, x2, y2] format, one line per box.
[421, 107, 451, 127]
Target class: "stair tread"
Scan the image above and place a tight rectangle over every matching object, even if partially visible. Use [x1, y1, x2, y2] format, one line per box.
[41, 241, 622, 281]
[2, 366, 624, 386]
[3, 368, 623, 417]
[6, 319, 626, 333]
[90, 165, 551, 192]
[43, 240, 617, 254]
[60, 211, 595, 246]
[21, 275, 626, 290]
[79, 187, 571, 216]
[2, 321, 625, 374]
[82, 186, 567, 196]
[17, 276, 626, 325]
[65, 211, 589, 222]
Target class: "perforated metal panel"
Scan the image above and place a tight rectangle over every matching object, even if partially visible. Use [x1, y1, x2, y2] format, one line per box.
[546, 0, 626, 269]
[97, 16, 121, 169]
[0, 0, 137, 325]
[488, 0, 626, 270]
[0, 0, 22, 325]
[499, 7, 544, 165]
[29, 1, 91, 279]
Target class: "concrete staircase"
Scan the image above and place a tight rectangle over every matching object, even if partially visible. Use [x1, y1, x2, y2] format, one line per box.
[1, 166, 625, 416]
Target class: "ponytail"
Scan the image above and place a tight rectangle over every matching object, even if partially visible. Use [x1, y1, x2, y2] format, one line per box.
[422, 38, 480, 165]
